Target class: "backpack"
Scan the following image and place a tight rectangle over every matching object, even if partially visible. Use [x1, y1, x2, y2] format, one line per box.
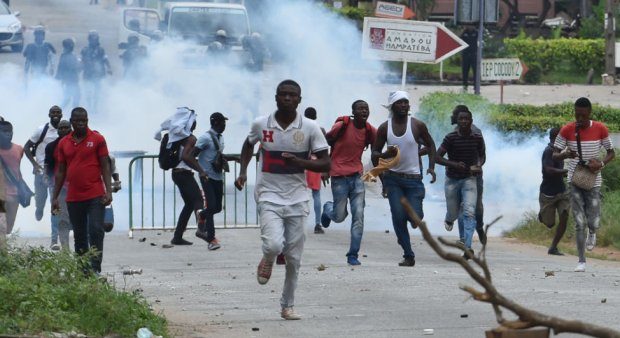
[158, 133, 184, 170]
[327, 116, 373, 149]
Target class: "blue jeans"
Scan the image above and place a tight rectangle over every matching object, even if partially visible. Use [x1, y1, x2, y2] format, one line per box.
[311, 189, 321, 225]
[445, 176, 477, 248]
[35, 172, 49, 213]
[47, 184, 59, 245]
[323, 174, 365, 258]
[383, 174, 425, 258]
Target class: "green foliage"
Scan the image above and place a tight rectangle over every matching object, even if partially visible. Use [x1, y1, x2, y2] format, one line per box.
[602, 158, 620, 192]
[490, 102, 620, 133]
[332, 6, 369, 27]
[578, 16, 604, 38]
[506, 189, 620, 251]
[0, 247, 168, 337]
[417, 92, 493, 140]
[504, 38, 604, 73]
[418, 92, 620, 134]
[523, 62, 542, 84]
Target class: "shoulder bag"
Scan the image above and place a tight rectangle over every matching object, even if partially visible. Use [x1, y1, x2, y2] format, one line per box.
[571, 129, 597, 190]
[0, 156, 34, 207]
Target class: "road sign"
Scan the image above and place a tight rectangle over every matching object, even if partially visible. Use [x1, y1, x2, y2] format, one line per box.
[375, 1, 415, 20]
[480, 58, 527, 81]
[362, 18, 468, 64]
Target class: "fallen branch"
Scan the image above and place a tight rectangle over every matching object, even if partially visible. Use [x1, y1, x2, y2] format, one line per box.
[400, 197, 620, 338]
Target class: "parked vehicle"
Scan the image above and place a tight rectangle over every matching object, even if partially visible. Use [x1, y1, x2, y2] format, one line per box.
[0, 1, 23, 52]
[119, 1, 251, 66]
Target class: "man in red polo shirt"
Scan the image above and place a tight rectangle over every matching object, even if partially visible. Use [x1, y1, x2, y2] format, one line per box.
[52, 107, 112, 274]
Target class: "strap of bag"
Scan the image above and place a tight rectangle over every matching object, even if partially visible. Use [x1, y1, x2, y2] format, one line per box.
[575, 128, 585, 164]
[0, 155, 19, 186]
[208, 131, 221, 152]
[33, 123, 49, 150]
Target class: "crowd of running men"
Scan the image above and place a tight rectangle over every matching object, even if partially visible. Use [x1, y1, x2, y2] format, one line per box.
[0, 79, 614, 319]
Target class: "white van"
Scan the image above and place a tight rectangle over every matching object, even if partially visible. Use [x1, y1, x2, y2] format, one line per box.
[120, 2, 251, 65]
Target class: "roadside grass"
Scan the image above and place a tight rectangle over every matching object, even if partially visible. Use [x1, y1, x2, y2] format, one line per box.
[0, 246, 168, 337]
[505, 189, 620, 261]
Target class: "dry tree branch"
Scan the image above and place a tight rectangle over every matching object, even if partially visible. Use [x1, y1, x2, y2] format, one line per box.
[400, 197, 620, 338]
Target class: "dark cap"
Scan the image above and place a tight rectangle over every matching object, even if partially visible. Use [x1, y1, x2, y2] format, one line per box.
[210, 112, 228, 122]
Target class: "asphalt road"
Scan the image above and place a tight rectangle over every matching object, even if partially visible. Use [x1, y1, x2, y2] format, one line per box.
[18, 230, 620, 338]
[5, 1, 620, 337]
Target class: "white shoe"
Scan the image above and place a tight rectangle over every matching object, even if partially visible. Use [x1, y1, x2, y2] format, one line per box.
[281, 307, 301, 320]
[574, 262, 586, 272]
[586, 232, 596, 251]
[444, 221, 453, 231]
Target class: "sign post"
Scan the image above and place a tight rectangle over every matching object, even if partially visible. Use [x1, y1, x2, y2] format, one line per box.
[480, 58, 527, 104]
[362, 18, 468, 88]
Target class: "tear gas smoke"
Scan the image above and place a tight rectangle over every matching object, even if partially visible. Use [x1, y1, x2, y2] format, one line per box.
[2, 0, 543, 238]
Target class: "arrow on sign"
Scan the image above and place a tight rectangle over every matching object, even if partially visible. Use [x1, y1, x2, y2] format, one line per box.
[362, 18, 468, 64]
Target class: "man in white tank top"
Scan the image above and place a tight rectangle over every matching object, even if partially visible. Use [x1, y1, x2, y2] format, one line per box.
[372, 91, 436, 267]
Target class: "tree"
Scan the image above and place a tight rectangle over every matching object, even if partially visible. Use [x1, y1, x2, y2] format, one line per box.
[414, 0, 435, 21]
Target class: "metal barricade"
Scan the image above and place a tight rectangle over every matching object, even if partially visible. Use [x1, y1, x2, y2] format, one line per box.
[128, 155, 258, 237]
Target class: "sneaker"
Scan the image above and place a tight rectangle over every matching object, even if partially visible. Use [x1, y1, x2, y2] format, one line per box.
[574, 262, 586, 272]
[50, 243, 61, 251]
[476, 227, 487, 245]
[276, 253, 286, 265]
[444, 221, 453, 231]
[207, 238, 221, 250]
[281, 307, 301, 320]
[320, 207, 331, 228]
[586, 232, 596, 251]
[398, 257, 415, 267]
[195, 230, 209, 242]
[347, 256, 361, 266]
[170, 238, 193, 245]
[257, 257, 274, 285]
[547, 247, 564, 256]
[35, 208, 44, 221]
[462, 248, 475, 260]
[314, 224, 324, 234]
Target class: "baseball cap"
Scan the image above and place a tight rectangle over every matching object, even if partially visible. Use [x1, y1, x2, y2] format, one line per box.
[210, 112, 228, 122]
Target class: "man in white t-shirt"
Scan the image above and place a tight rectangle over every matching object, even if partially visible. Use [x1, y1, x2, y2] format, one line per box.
[235, 79, 330, 320]
[24, 105, 62, 248]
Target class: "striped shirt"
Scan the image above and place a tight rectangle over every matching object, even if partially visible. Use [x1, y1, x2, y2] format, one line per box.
[440, 130, 485, 179]
[554, 121, 613, 188]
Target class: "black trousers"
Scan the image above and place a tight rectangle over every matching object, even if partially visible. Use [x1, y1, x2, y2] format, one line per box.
[171, 170, 204, 240]
[200, 179, 223, 242]
[67, 197, 105, 273]
[462, 54, 477, 88]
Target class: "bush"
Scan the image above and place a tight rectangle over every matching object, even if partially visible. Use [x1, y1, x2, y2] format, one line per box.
[0, 247, 168, 337]
[504, 38, 604, 73]
[523, 61, 542, 84]
[417, 92, 493, 140]
[578, 16, 604, 39]
[418, 92, 620, 134]
[602, 157, 620, 192]
[332, 6, 368, 28]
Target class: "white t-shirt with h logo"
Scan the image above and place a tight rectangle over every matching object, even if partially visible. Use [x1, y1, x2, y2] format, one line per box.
[248, 112, 328, 205]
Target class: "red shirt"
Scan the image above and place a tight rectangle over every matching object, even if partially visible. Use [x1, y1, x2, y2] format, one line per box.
[327, 120, 376, 177]
[57, 129, 109, 202]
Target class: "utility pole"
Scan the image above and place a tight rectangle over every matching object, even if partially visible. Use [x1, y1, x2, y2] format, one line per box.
[604, 0, 616, 85]
[474, 0, 484, 95]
